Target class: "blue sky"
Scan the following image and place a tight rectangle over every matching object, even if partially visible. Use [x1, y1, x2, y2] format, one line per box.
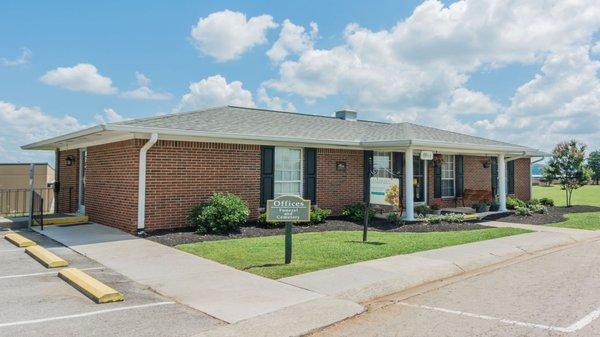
[1, 0, 599, 164]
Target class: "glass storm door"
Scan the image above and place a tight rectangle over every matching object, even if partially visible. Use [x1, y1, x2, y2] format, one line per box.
[413, 156, 425, 203]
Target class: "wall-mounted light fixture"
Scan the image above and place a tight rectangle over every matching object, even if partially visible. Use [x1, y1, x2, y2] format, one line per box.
[65, 155, 75, 166]
[480, 158, 492, 169]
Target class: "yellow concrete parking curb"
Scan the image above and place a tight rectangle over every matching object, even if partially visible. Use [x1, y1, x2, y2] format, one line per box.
[4, 233, 36, 247]
[43, 215, 89, 226]
[58, 268, 124, 304]
[25, 245, 69, 268]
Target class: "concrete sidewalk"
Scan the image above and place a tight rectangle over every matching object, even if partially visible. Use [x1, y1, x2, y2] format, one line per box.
[32, 223, 362, 324]
[281, 223, 600, 303]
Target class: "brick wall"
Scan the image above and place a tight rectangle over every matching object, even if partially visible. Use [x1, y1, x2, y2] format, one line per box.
[85, 140, 140, 232]
[427, 155, 494, 207]
[513, 158, 531, 200]
[316, 148, 364, 215]
[143, 140, 261, 232]
[56, 149, 79, 213]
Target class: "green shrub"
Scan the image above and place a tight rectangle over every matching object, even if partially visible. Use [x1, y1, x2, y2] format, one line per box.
[472, 201, 489, 213]
[310, 207, 332, 224]
[528, 204, 548, 214]
[525, 198, 540, 207]
[387, 212, 404, 226]
[187, 192, 250, 234]
[342, 203, 375, 222]
[489, 200, 500, 211]
[256, 212, 284, 228]
[515, 206, 533, 216]
[443, 213, 465, 223]
[507, 196, 526, 210]
[539, 197, 554, 207]
[414, 205, 431, 216]
[425, 214, 444, 224]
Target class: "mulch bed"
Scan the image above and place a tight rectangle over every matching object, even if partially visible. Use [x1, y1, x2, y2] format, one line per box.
[147, 218, 493, 247]
[483, 205, 600, 226]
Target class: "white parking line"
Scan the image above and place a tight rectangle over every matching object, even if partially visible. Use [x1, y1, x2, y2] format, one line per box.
[566, 307, 600, 332]
[0, 267, 104, 280]
[0, 301, 176, 328]
[398, 302, 571, 333]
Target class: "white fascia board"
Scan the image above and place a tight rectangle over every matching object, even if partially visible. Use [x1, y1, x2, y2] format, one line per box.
[362, 139, 537, 155]
[21, 125, 106, 150]
[106, 124, 362, 147]
[57, 133, 136, 151]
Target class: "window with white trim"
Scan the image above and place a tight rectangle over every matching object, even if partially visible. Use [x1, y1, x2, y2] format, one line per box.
[441, 155, 455, 197]
[373, 152, 393, 178]
[274, 147, 302, 197]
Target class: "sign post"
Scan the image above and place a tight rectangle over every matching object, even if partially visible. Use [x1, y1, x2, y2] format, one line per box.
[266, 195, 311, 264]
[366, 176, 401, 241]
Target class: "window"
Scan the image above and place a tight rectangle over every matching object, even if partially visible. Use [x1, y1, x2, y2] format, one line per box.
[373, 152, 392, 178]
[441, 155, 455, 197]
[274, 147, 302, 197]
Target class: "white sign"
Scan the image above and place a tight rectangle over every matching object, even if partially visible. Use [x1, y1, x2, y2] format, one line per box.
[369, 177, 400, 207]
[420, 151, 434, 160]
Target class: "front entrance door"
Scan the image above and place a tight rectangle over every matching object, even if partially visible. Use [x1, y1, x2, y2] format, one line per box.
[413, 156, 425, 203]
[78, 149, 87, 214]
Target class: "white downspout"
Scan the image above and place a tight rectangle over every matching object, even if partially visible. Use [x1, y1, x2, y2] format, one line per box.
[404, 148, 415, 221]
[137, 133, 158, 236]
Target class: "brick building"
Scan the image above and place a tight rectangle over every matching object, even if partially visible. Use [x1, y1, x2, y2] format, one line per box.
[23, 106, 545, 234]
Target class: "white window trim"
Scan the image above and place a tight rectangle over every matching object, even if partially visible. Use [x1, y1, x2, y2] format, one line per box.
[274, 147, 304, 197]
[373, 151, 393, 178]
[441, 155, 456, 198]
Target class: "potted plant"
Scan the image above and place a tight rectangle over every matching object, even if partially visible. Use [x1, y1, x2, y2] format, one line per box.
[472, 200, 490, 213]
[430, 199, 443, 215]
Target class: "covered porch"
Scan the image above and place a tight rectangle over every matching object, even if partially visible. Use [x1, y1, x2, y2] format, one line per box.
[366, 145, 535, 221]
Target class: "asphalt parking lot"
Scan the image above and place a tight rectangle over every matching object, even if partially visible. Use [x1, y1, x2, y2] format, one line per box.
[0, 228, 223, 337]
[315, 238, 600, 337]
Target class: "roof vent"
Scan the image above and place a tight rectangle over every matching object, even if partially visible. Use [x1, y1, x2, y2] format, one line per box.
[335, 109, 357, 121]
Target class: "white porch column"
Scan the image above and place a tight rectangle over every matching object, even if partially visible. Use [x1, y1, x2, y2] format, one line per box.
[498, 154, 507, 211]
[404, 148, 414, 220]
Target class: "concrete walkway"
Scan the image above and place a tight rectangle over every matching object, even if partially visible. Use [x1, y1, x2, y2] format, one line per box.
[281, 223, 600, 303]
[32, 223, 362, 324]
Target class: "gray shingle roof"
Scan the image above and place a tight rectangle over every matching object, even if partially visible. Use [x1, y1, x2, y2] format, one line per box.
[113, 106, 531, 150]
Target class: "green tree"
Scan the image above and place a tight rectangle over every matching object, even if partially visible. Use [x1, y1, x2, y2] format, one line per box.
[540, 166, 556, 186]
[546, 140, 592, 207]
[588, 150, 600, 185]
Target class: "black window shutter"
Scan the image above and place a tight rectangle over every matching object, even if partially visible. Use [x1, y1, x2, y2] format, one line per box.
[260, 146, 275, 207]
[455, 155, 464, 197]
[507, 160, 515, 195]
[491, 160, 498, 197]
[303, 148, 317, 204]
[434, 161, 442, 198]
[393, 152, 404, 202]
[363, 151, 373, 203]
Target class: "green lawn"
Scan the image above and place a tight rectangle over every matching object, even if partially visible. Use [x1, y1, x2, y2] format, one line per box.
[177, 228, 530, 279]
[533, 185, 600, 207]
[546, 212, 600, 230]
[533, 185, 600, 230]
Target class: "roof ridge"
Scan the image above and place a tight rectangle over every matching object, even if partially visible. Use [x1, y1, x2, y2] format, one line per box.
[227, 105, 390, 125]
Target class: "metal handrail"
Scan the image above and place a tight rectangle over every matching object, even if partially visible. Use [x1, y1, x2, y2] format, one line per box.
[0, 188, 54, 217]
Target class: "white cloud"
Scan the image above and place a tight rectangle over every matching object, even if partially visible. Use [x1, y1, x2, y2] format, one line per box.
[190, 10, 277, 62]
[268, 0, 600, 108]
[447, 88, 500, 115]
[40, 63, 117, 94]
[264, 0, 600, 151]
[94, 108, 128, 124]
[257, 87, 296, 111]
[474, 46, 600, 151]
[120, 72, 172, 100]
[174, 75, 255, 112]
[0, 101, 84, 162]
[592, 41, 600, 54]
[267, 20, 318, 63]
[1, 47, 32, 67]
